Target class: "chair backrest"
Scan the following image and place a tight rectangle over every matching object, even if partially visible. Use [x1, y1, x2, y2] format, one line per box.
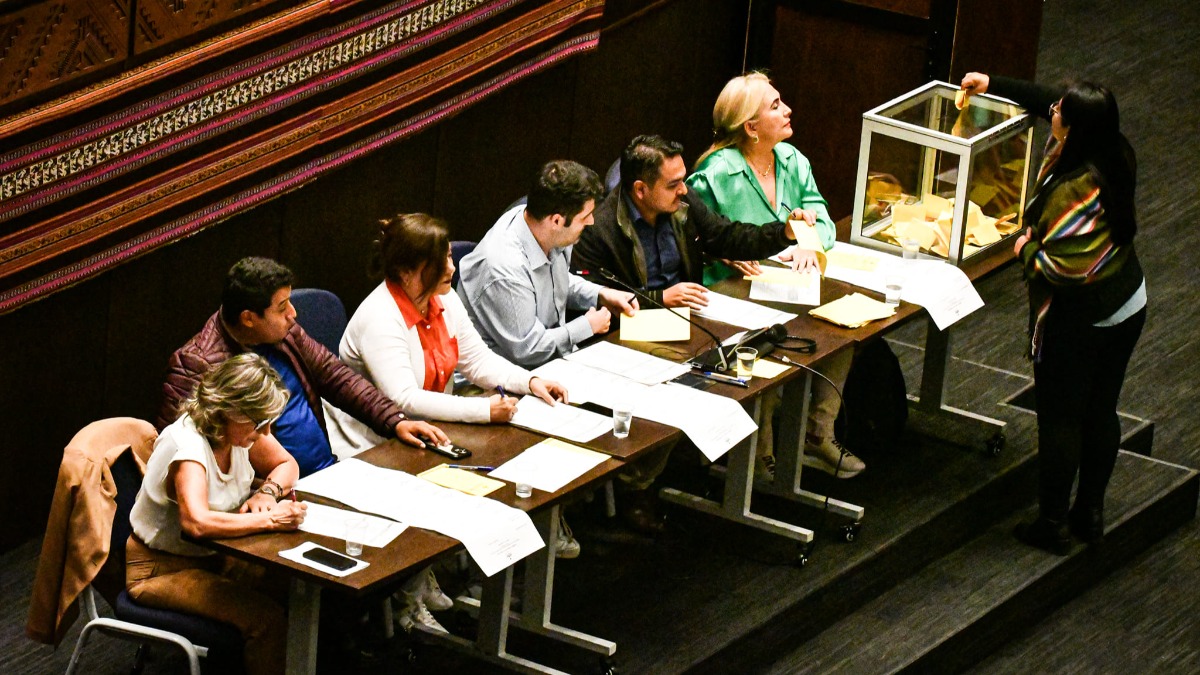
[450, 240, 477, 289]
[290, 287, 348, 355]
[604, 157, 621, 194]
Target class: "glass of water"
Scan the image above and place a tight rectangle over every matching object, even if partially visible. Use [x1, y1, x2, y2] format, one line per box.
[612, 406, 633, 439]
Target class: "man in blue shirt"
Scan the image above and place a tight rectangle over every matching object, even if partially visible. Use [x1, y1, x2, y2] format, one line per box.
[160, 257, 448, 476]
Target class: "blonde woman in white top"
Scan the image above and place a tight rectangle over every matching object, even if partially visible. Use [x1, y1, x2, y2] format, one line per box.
[127, 353, 304, 675]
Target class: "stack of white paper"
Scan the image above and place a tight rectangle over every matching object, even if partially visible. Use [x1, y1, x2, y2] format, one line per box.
[295, 459, 544, 576]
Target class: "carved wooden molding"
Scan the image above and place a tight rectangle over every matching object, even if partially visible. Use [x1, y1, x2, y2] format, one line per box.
[0, 0, 606, 313]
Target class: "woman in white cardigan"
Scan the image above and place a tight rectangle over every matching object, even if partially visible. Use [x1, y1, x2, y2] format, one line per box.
[328, 212, 569, 632]
[330, 213, 567, 453]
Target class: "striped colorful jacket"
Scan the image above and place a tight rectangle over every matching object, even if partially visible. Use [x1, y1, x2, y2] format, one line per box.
[1019, 170, 1140, 359]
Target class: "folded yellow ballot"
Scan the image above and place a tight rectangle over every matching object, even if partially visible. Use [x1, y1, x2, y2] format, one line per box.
[418, 464, 504, 497]
[620, 307, 691, 342]
[809, 293, 896, 328]
[824, 250, 879, 272]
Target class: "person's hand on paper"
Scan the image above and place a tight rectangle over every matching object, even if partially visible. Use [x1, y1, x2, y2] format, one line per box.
[787, 207, 818, 227]
[265, 500, 307, 531]
[663, 281, 709, 309]
[529, 376, 568, 405]
[489, 393, 519, 422]
[585, 306, 612, 334]
[787, 248, 822, 273]
[240, 491, 279, 514]
[960, 72, 989, 96]
[598, 287, 638, 317]
[726, 259, 763, 276]
[396, 419, 449, 448]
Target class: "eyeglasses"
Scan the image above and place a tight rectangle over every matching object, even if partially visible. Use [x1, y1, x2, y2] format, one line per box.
[1049, 100, 1061, 118]
[230, 415, 275, 431]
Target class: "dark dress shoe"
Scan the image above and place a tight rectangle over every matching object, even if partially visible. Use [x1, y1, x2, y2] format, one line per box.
[619, 489, 666, 535]
[1068, 506, 1104, 543]
[1013, 517, 1070, 556]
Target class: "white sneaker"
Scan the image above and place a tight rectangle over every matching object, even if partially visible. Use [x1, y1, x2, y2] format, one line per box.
[420, 568, 453, 611]
[555, 514, 581, 559]
[803, 437, 865, 479]
[395, 599, 447, 634]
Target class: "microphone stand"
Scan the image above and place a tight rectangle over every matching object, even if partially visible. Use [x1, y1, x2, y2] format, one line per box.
[584, 268, 732, 372]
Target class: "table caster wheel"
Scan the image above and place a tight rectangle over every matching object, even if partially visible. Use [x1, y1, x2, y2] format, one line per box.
[796, 542, 813, 567]
[599, 657, 619, 675]
[840, 522, 862, 543]
[985, 432, 1006, 457]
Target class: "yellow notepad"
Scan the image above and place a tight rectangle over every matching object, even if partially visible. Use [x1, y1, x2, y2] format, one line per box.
[418, 464, 504, 497]
[809, 293, 896, 328]
[620, 307, 691, 342]
[751, 359, 791, 379]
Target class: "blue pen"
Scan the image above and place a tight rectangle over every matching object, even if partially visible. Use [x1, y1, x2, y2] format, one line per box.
[497, 385, 507, 398]
[447, 464, 496, 472]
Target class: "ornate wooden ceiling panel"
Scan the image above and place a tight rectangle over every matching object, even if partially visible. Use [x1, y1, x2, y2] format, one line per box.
[0, 0, 606, 314]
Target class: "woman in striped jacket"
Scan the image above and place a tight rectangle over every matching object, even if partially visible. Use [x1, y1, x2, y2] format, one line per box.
[960, 72, 1146, 555]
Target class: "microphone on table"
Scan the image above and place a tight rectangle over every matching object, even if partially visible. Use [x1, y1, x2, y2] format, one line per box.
[573, 267, 732, 372]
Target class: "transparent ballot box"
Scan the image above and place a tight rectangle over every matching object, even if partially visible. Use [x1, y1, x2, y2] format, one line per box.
[850, 80, 1034, 265]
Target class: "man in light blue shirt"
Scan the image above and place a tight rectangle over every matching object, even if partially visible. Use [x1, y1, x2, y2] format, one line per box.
[458, 160, 637, 368]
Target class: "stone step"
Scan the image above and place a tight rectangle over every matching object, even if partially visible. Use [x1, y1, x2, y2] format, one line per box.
[760, 450, 1198, 674]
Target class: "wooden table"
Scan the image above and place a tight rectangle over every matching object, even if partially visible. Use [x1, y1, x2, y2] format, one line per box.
[202, 421, 641, 675]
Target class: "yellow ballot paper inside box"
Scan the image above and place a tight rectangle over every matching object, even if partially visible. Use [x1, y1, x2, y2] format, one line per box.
[418, 464, 504, 497]
[620, 307, 691, 342]
[809, 292, 897, 328]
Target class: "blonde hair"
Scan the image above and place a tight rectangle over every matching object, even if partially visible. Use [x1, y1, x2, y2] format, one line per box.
[182, 353, 289, 447]
[695, 72, 774, 169]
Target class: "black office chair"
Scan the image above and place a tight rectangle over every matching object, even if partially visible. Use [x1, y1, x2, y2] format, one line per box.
[450, 240, 477, 289]
[291, 287, 349, 354]
[65, 420, 243, 675]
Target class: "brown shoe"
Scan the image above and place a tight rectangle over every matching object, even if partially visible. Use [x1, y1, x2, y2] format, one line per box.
[619, 488, 666, 535]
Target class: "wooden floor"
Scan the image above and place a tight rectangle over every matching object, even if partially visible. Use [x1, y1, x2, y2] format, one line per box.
[4, 0, 1199, 673]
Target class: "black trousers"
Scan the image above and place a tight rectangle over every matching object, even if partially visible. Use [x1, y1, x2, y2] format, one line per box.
[1033, 305, 1146, 520]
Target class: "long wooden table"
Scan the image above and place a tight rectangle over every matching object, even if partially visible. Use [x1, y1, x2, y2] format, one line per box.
[202, 417, 677, 674]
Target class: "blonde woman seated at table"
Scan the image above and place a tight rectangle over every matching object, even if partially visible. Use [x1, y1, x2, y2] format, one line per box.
[687, 71, 865, 480]
[127, 353, 306, 675]
[327, 212, 570, 628]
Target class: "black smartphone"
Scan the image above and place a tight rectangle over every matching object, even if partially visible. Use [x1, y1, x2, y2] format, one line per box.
[418, 435, 472, 460]
[302, 546, 357, 571]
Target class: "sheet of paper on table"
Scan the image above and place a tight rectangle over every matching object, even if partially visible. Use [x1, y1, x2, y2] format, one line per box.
[280, 542, 370, 577]
[488, 438, 609, 494]
[693, 290, 797, 329]
[563, 340, 690, 385]
[751, 359, 792, 379]
[297, 502, 408, 548]
[418, 464, 504, 497]
[531, 358, 653, 409]
[896, 259, 984, 330]
[747, 268, 821, 306]
[809, 293, 896, 328]
[510, 396, 611, 443]
[295, 459, 544, 577]
[633, 382, 757, 461]
[620, 307, 691, 342]
[819, 242, 983, 329]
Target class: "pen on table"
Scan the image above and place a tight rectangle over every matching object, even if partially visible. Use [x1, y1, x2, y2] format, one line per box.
[692, 369, 749, 388]
[447, 464, 496, 472]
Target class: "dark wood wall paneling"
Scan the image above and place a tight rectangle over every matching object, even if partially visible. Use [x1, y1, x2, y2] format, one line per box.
[0, 0, 751, 551]
[764, 0, 1040, 221]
